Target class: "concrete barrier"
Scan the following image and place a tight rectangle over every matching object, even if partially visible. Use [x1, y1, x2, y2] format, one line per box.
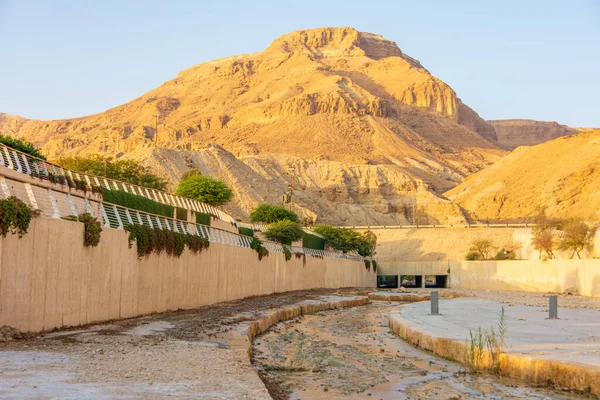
[0, 218, 375, 333]
[450, 260, 600, 297]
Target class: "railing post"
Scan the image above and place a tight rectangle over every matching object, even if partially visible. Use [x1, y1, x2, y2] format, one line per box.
[548, 295, 558, 319]
[48, 189, 61, 219]
[101, 203, 110, 227]
[431, 291, 439, 315]
[112, 205, 123, 229]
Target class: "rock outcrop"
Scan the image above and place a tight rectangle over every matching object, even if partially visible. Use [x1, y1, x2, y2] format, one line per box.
[489, 119, 589, 148]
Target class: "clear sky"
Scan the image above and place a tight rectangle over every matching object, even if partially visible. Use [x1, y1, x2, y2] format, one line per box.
[1, 0, 599, 126]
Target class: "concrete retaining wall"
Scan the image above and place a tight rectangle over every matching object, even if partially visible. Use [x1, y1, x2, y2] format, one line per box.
[450, 260, 600, 297]
[0, 218, 375, 333]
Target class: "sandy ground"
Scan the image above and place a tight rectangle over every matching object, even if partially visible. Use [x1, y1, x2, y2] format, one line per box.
[0, 288, 598, 399]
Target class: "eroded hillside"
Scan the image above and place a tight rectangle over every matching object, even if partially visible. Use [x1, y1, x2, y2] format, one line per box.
[446, 130, 600, 222]
[0, 27, 508, 224]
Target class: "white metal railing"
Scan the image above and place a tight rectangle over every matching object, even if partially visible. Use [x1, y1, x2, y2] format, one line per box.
[0, 143, 237, 225]
[0, 174, 365, 261]
[238, 222, 268, 231]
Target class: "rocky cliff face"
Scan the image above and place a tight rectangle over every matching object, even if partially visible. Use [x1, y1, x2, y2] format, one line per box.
[489, 119, 584, 148]
[0, 27, 505, 225]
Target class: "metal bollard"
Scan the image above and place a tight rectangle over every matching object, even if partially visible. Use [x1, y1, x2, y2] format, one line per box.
[431, 291, 439, 315]
[548, 295, 558, 319]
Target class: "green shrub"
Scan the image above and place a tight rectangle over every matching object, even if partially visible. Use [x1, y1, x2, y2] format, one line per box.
[263, 220, 303, 245]
[79, 213, 102, 247]
[302, 232, 325, 250]
[195, 211, 212, 226]
[176, 207, 187, 221]
[175, 174, 232, 206]
[102, 189, 174, 218]
[250, 236, 269, 260]
[465, 252, 482, 261]
[364, 259, 371, 271]
[312, 225, 377, 256]
[0, 133, 46, 160]
[124, 224, 209, 259]
[495, 249, 516, 260]
[0, 196, 39, 237]
[238, 226, 254, 237]
[59, 154, 168, 190]
[249, 204, 298, 223]
[372, 260, 378, 272]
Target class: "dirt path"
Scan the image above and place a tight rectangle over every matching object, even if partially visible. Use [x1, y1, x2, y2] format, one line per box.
[252, 302, 593, 399]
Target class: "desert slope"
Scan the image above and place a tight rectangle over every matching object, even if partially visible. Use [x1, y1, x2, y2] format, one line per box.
[0, 27, 507, 224]
[445, 130, 600, 222]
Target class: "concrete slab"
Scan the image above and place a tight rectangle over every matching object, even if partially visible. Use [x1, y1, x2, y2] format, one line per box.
[390, 298, 600, 395]
[398, 298, 600, 368]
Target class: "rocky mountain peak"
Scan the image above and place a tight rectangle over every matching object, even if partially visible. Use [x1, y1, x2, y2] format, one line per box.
[265, 27, 407, 61]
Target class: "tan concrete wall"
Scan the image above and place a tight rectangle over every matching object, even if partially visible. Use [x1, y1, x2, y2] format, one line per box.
[450, 260, 600, 297]
[373, 228, 516, 262]
[514, 228, 600, 260]
[378, 261, 450, 276]
[0, 218, 375, 333]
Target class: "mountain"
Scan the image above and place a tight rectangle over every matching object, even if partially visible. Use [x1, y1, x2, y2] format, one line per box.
[489, 119, 585, 148]
[445, 129, 600, 222]
[0, 27, 506, 224]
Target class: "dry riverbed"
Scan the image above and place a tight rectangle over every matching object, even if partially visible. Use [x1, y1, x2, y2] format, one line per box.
[0, 288, 597, 399]
[252, 302, 595, 399]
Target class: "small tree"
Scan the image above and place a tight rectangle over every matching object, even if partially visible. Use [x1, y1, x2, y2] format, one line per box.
[469, 239, 494, 260]
[311, 224, 377, 256]
[249, 203, 298, 223]
[532, 230, 555, 259]
[559, 219, 597, 259]
[530, 206, 558, 259]
[0, 133, 46, 160]
[263, 220, 304, 245]
[175, 174, 232, 206]
[356, 230, 377, 257]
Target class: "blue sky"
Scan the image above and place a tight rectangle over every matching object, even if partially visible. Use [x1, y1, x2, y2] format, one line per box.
[1, 0, 599, 126]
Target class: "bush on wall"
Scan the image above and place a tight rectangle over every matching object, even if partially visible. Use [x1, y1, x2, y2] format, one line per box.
[78, 213, 102, 247]
[195, 211, 212, 226]
[302, 232, 325, 250]
[102, 189, 174, 218]
[0, 196, 39, 238]
[250, 236, 269, 260]
[124, 224, 210, 259]
[176, 207, 187, 221]
[238, 226, 254, 237]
